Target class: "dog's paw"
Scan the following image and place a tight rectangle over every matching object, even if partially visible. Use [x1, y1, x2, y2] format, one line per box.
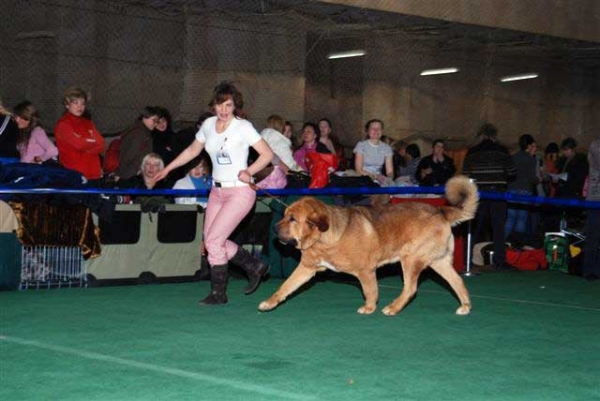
[455, 305, 471, 315]
[258, 300, 276, 312]
[357, 305, 376, 314]
[381, 305, 398, 316]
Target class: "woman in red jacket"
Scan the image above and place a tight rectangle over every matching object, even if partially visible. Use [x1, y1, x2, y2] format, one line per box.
[54, 87, 105, 185]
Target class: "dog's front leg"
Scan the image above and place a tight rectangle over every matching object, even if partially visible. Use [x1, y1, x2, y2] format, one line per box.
[356, 270, 378, 314]
[258, 264, 316, 312]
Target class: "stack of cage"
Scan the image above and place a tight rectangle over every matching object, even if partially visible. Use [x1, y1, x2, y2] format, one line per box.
[20, 245, 86, 290]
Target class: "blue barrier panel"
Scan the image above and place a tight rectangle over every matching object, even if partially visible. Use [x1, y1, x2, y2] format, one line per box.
[1, 186, 600, 209]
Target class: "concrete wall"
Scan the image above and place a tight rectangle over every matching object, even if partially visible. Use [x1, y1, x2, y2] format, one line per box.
[303, 34, 599, 150]
[325, 0, 600, 43]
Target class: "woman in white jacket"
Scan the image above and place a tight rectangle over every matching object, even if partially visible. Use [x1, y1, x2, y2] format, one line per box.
[260, 114, 301, 172]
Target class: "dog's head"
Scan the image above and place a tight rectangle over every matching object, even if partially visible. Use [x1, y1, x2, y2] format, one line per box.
[275, 197, 330, 250]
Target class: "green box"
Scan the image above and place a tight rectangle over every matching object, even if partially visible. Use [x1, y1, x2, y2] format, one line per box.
[0, 233, 21, 290]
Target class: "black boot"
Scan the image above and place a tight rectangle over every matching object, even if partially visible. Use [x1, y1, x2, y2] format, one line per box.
[229, 247, 270, 295]
[199, 264, 228, 305]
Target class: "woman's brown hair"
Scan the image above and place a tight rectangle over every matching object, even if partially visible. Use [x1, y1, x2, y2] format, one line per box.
[208, 81, 244, 118]
[14, 101, 41, 149]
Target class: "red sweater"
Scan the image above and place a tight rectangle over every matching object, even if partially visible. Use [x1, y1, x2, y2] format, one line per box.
[54, 113, 105, 179]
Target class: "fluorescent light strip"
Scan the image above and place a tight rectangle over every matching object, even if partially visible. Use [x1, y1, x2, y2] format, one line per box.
[327, 50, 366, 60]
[500, 73, 538, 82]
[420, 68, 459, 76]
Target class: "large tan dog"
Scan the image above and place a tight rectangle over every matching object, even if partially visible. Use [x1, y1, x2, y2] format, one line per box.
[258, 175, 479, 315]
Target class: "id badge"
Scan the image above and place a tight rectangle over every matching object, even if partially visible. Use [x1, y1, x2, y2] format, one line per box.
[217, 151, 232, 165]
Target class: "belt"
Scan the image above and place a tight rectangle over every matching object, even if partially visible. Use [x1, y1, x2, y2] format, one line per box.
[213, 180, 248, 188]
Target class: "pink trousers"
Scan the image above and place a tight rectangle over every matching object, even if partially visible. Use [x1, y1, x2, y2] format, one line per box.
[203, 186, 256, 265]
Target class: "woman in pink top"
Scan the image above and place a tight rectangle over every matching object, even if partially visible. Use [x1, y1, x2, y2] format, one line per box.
[13, 101, 58, 164]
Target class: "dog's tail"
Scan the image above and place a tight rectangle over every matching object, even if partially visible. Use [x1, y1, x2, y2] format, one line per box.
[442, 175, 479, 226]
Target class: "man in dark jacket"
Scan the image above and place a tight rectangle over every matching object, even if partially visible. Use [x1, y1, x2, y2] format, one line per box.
[462, 123, 517, 270]
[416, 139, 456, 186]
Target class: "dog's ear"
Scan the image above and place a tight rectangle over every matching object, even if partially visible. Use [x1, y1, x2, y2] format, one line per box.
[308, 213, 329, 232]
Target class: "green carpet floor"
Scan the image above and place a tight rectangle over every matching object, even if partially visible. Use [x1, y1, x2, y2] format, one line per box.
[1, 270, 599, 400]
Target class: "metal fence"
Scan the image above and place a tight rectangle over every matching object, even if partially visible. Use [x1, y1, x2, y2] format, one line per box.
[20, 245, 86, 290]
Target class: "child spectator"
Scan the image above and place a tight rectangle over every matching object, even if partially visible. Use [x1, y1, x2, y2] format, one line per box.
[173, 155, 212, 208]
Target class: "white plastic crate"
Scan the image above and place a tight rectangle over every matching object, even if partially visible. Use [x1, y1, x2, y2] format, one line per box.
[20, 245, 87, 290]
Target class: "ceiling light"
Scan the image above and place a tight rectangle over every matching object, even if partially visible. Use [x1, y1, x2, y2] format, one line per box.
[327, 50, 366, 60]
[420, 68, 459, 76]
[500, 73, 538, 82]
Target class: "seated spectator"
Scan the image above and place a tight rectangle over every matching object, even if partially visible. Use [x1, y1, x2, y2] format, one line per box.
[54, 87, 105, 186]
[319, 118, 347, 171]
[380, 135, 394, 146]
[153, 107, 176, 166]
[392, 139, 407, 179]
[260, 114, 301, 172]
[118, 153, 173, 211]
[318, 118, 337, 154]
[13, 101, 58, 164]
[118, 153, 169, 189]
[353, 119, 393, 184]
[283, 121, 294, 140]
[114, 106, 160, 181]
[397, 144, 421, 184]
[416, 139, 455, 186]
[293, 122, 331, 172]
[0, 97, 23, 161]
[283, 120, 301, 150]
[173, 155, 212, 208]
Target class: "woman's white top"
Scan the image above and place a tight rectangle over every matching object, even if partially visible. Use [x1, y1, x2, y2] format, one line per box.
[196, 116, 261, 184]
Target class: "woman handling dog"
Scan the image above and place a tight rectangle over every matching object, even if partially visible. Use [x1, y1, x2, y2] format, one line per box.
[152, 81, 274, 305]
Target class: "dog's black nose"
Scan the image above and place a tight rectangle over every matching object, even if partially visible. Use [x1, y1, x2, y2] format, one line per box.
[276, 232, 297, 247]
[282, 238, 297, 247]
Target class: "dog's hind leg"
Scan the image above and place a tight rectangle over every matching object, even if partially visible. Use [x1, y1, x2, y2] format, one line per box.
[429, 256, 471, 315]
[356, 269, 378, 314]
[258, 265, 316, 312]
[381, 257, 426, 316]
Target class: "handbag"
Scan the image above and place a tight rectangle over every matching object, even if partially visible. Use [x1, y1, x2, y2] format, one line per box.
[256, 165, 287, 189]
[306, 152, 339, 189]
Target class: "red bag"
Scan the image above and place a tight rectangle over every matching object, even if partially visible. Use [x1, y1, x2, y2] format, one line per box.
[506, 248, 548, 271]
[103, 137, 121, 174]
[306, 152, 339, 189]
[103, 126, 136, 174]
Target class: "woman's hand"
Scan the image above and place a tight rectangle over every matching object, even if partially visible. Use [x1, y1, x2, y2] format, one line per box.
[152, 169, 169, 186]
[238, 169, 252, 183]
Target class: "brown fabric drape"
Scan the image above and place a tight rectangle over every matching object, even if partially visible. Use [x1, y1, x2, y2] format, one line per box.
[9, 202, 101, 260]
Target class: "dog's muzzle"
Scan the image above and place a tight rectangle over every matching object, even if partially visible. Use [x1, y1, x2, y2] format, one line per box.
[274, 224, 297, 246]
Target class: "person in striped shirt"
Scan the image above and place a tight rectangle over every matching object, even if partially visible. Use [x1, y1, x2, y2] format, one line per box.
[462, 123, 517, 270]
